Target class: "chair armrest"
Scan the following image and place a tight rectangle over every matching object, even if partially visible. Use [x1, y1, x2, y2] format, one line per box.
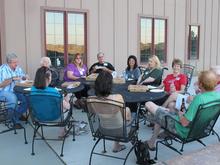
[164, 115, 190, 129]
[164, 115, 181, 129]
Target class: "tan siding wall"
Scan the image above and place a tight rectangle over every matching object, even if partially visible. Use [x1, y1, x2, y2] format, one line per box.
[175, 0, 186, 63]
[46, 0, 64, 7]
[143, 0, 153, 15]
[218, 0, 220, 64]
[114, 0, 128, 72]
[128, 0, 142, 59]
[99, 0, 114, 66]
[1, 0, 220, 78]
[211, 0, 219, 67]
[82, 0, 99, 67]
[154, 0, 165, 16]
[25, 0, 46, 78]
[0, 0, 6, 63]
[204, 0, 212, 70]
[197, 0, 205, 72]
[165, 0, 175, 70]
[65, 0, 81, 9]
[4, 0, 27, 70]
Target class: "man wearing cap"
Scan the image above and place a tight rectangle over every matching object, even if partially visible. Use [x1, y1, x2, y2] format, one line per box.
[0, 53, 28, 128]
[89, 52, 115, 74]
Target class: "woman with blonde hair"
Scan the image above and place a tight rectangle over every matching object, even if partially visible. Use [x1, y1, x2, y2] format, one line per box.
[137, 55, 162, 86]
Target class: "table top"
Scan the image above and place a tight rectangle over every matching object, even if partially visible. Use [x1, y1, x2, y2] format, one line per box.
[63, 83, 85, 93]
[88, 83, 167, 103]
[14, 83, 85, 95]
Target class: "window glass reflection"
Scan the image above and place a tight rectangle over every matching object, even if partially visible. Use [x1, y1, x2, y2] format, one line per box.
[46, 12, 64, 67]
[155, 19, 165, 63]
[45, 11, 86, 67]
[68, 13, 85, 63]
[188, 25, 199, 60]
[141, 18, 152, 63]
[140, 17, 167, 63]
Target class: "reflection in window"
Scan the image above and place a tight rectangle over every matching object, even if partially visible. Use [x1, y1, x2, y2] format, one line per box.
[188, 25, 200, 60]
[46, 12, 64, 67]
[140, 17, 167, 63]
[45, 11, 86, 67]
[68, 13, 85, 63]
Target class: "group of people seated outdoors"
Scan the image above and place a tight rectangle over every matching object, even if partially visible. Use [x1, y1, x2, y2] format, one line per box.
[1, 51, 220, 154]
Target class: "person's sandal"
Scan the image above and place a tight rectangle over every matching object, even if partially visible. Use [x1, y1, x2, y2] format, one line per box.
[112, 145, 126, 153]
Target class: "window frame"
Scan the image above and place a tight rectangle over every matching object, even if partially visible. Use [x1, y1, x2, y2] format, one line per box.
[188, 25, 200, 60]
[139, 15, 168, 65]
[41, 7, 88, 68]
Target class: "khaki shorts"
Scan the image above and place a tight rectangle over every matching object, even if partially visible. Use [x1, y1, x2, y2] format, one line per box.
[155, 107, 177, 133]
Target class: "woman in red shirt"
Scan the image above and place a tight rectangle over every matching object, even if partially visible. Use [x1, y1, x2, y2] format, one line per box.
[161, 59, 187, 111]
[163, 59, 187, 93]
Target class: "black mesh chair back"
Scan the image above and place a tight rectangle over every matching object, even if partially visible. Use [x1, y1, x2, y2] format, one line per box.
[50, 67, 62, 87]
[86, 96, 139, 165]
[182, 64, 195, 93]
[29, 92, 75, 157]
[187, 100, 220, 140]
[0, 99, 27, 144]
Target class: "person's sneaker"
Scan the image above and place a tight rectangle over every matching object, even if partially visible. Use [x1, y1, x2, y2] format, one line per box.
[14, 123, 23, 129]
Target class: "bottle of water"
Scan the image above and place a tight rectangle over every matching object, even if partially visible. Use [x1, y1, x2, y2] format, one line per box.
[112, 71, 117, 78]
[56, 58, 61, 67]
[122, 71, 128, 80]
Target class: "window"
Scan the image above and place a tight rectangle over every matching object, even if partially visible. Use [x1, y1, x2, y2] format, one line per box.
[44, 10, 87, 68]
[140, 17, 167, 64]
[188, 25, 200, 60]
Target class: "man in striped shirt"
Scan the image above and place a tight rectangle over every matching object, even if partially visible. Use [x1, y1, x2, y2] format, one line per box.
[0, 53, 28, 128]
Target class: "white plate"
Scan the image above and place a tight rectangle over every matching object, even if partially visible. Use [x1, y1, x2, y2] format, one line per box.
[147, 85, 158, 89]
[67, 84, 75, 89]
[26, 80, 33, 83]
[95, 66, 105, 69]
[20, 80, 26, 84]
[150, 89, 164, 93]
[55, 87, 62, 91]
[24, 87, 31, 91]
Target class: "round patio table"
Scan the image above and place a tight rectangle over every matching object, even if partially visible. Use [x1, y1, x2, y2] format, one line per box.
[88, 83, 167, 103]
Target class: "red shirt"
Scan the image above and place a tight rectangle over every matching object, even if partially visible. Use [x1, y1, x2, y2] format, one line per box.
[163, 73, 187, 92]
